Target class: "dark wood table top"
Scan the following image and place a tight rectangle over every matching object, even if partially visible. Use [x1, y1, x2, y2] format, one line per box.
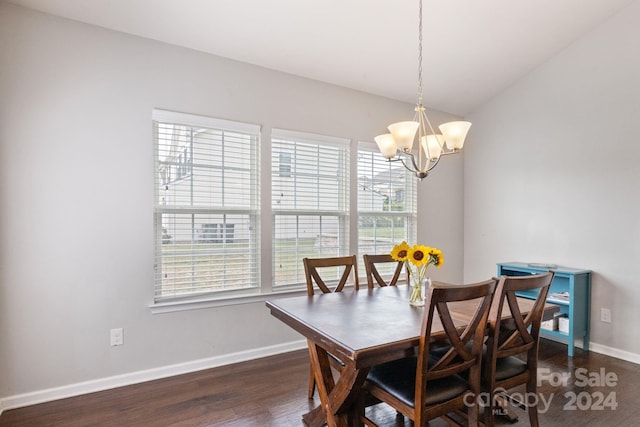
[266, 284, 557, 369]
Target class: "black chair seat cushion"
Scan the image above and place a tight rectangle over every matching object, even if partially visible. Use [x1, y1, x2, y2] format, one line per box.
[366, 357, 468, 408]
[493, 356, 527, 381]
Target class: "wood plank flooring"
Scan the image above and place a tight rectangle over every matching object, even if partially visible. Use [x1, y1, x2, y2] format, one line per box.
[1, 339, 638, 426]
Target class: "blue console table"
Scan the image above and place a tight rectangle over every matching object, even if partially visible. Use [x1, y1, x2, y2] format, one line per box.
[497, 262, 591, 357]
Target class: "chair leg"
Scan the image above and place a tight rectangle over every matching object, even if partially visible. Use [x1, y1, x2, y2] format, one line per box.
[484, 389, 496, 427]
[526, 381, 539, 427]
[528, 406, 540, 427]
[308, 364, 316, 399]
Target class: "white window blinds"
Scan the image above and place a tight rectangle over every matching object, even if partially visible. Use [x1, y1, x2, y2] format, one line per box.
[272, 129, 350, 289]
[357, 143, 416, 275]
[153, 110, 260, 302]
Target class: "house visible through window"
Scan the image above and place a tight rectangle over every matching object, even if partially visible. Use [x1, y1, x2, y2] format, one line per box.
[153, 110, 260, 302]
[272, 129, 350, 290]
[357, 143, 417, 276]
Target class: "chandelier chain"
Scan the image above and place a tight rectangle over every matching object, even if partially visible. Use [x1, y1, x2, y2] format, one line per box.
[373, 0, 470, 180]
[417, 0, 423, 105]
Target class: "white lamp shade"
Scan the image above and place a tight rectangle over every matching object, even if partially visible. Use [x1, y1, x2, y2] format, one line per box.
[439, 121, 471, 150]
[420, 134, 444, 161]
[388, 121, 419, 151]
[374, 133, 398, 159]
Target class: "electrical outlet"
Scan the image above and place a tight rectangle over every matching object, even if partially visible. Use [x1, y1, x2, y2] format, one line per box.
[110, 328, 124, 346]
[600, 308, 611, 323]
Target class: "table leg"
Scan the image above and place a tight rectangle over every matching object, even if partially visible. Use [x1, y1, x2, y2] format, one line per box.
[307, 341, 343, 427]
[303, 340, 369, 427]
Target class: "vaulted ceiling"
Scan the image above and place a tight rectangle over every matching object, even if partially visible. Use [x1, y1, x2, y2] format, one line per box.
[6, 0, 635, 115]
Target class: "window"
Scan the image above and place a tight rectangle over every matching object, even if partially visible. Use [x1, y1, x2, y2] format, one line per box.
[153, 110, 260, 302]
[357, 143, 417, 275]
[272, 129, 350, 289]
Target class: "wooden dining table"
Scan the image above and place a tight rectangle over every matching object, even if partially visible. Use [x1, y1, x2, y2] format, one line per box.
[265, 283, 559, 427]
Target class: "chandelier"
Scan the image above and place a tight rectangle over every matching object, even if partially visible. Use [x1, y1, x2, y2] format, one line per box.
[375, 0, 471, 180]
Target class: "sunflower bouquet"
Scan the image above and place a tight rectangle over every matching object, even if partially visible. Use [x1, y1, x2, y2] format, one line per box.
[391, 241, 444, 306]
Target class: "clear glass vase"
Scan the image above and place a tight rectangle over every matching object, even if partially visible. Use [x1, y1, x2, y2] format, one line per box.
[409, 276, 430, 307]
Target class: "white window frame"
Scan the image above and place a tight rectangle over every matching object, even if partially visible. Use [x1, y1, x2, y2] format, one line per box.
[151, 109, 261, 311]
[150, 116, 420, 312]
[271, 129, 351, 292]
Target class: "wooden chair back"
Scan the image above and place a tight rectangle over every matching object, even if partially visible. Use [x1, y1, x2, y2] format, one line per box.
[363, 254, 407, 289]
[303, 255, 359, 296]
[362, 279, 496, 427]
[415, 280, 497, 424]
[483, 271, 554, 426]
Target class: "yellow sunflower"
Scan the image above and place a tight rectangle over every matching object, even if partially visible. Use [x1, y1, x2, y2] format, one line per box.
[408, 244, 430, 267]
[429, 247, 444, 267]
[390, 241, 410, 262]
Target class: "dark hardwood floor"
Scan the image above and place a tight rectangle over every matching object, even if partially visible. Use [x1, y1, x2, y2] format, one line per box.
[1, 339, 638, 426]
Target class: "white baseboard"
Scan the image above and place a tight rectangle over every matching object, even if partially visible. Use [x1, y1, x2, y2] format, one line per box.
[0, 339, 306, 416]
[542, 336, 640, 364]
[589, 341, 640, 364]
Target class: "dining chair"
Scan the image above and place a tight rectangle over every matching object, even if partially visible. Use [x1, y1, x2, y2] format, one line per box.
[303, 255, 359, 398]
[303, 255, 359, 295]
[363, 253, 408, 289]
[360, 279, 497, 427]
[482, 271, 554, 427]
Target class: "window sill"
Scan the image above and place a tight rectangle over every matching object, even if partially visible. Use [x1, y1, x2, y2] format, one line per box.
[148, 288, 309, 314]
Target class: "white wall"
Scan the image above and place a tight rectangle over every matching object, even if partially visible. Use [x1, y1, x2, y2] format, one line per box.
[464, 1, 640, 355]
[417, 147, 465, 282]
[0, 3, 464, 405]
